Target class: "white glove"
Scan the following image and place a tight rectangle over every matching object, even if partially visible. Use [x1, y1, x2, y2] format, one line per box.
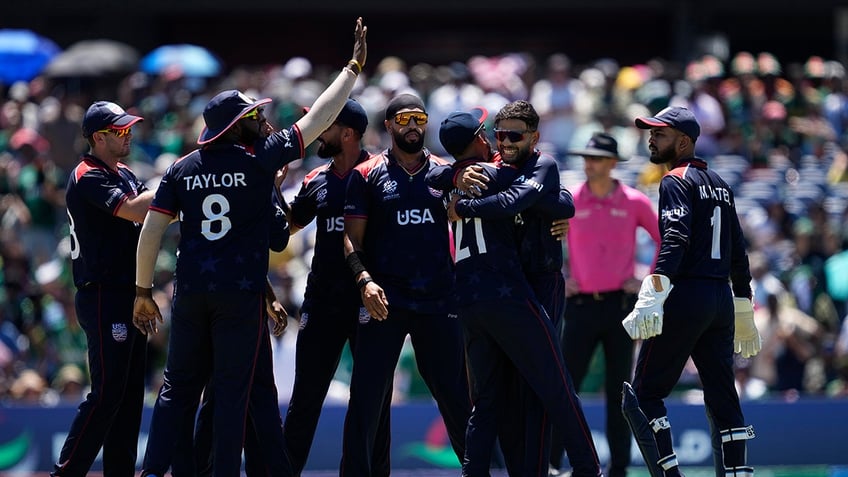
[733, 297, 761, 358]
[622, 275, 672, 340]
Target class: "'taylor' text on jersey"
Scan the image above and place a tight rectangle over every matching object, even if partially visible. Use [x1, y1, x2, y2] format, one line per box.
[183, 173, 247, 190]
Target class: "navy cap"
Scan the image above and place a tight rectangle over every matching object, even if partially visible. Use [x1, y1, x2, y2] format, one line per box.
[635, 106, 700, 141]
[198, 90, 272, 145]
[568, 132, 625, 161]
[385, 93, 426, 120]
[439, 107, 488, 156]
[82, 101, 143, 137]
[336, 98, 368, 135]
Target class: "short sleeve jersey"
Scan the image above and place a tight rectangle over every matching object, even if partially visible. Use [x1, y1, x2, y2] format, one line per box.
[66, 154, 148, 287]
[150, 128, 304, 294]
[655, 158, 752, 297]
[344, 150, 454, 314]
[289, 150, 370, 310]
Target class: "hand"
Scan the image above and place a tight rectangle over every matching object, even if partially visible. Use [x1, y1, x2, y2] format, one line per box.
[351, 17, 368, 69]
[360, 279, 389, 321]
[446, 195, 461, 222]
[622, 274, 672, 340]
[266, 298, 289, 337]
[457, 165, 488, 197]
[133, 291, 163, 335]
[263, 119, 276, 135]
[274, 165, 289, 191]
[733, 297, 761, 358]
[564, 277, 579, 297]
[550, 218, 569, 240]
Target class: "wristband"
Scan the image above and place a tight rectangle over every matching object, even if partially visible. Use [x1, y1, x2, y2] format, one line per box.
[136, 286, 153, 298]
[357, 276, 373, 289]
[346, 59, 362, 76]
[346, 250, 367, 277]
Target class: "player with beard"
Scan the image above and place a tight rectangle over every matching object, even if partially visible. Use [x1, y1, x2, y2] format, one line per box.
[281, 98, 391, 475]
[340, 93, 471, 476]
[448, 101, 601, 477]
[53, 101, 151, 477]
[132, 18, 367, 477]
[623, 107, 758, 477]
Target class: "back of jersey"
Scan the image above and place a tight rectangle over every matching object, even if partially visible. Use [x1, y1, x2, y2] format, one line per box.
[453, 163, 534, 303]
[657, 159, 747, 282]
[151, 144, 276, 294]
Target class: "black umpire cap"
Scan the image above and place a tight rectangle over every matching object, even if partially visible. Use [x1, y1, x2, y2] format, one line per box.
[568, 132, 624, 161]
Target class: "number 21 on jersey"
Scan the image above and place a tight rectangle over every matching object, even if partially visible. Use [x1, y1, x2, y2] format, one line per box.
[455, 217, 487, 263]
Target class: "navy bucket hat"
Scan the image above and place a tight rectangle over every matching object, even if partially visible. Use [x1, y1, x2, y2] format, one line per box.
[198, 90, 272, 145]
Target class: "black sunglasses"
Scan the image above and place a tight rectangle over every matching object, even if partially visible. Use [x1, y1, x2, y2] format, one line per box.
[494, 129, 530, 142]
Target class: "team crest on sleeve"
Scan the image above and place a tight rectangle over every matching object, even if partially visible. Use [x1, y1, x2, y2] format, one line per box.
[112, 323, 128, 342]
[280, 129, 293, 148]
[316, 188, 328, 203]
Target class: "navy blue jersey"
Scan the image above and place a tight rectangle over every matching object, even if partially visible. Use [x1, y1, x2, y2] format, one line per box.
[65, 154, 148, 287]
[344, 150, 454, 313]
[655, 158, 752, 298]
[424, 158, 481, 194]
[455, 151, 572, 275]
[151, 129, 304, 295]
[290, 150, 370, 311]
[269, 197, 290, 253]
[451, 162, 535, 303]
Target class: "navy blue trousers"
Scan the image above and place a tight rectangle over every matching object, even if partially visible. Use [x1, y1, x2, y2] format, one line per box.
[53, 285, 146, 477]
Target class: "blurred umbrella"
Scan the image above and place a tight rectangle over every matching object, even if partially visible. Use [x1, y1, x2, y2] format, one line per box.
[0, 29, 61, 83]
[140, 44, 222, 77]
[45, 39, 139, 77]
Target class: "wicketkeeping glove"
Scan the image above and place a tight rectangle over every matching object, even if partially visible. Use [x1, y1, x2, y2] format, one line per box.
[733, 297, 761, 358]
[622, 274, 672, 340]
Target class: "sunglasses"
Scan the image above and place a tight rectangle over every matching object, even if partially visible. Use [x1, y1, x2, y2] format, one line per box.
[494, 129, 530, 142]
[241, 107, 264, 121]
[394, 112, 428, 126]
[96, 127, 131, 138]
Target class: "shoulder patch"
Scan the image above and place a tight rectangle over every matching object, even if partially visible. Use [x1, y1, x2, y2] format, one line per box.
[73, 158, 104, 182]
[354, 154, 385, 178]
[303, 164, 327, 185]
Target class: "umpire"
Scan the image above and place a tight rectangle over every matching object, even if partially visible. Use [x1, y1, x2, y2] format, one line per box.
[553, 132, 660, 477]
[53, 101, 153, 477]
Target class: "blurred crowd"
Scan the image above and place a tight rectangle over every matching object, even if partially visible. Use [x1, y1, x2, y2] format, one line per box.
[2, 48, 848, 408]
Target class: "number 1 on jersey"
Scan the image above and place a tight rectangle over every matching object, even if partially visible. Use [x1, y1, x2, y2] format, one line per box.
[710, 205, 721, 259]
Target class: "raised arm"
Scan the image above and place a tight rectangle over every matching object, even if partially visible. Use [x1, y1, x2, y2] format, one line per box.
[295, 17, 367, 145]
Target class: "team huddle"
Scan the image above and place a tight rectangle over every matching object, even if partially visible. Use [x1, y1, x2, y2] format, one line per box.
[54, 16, 762, 477]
